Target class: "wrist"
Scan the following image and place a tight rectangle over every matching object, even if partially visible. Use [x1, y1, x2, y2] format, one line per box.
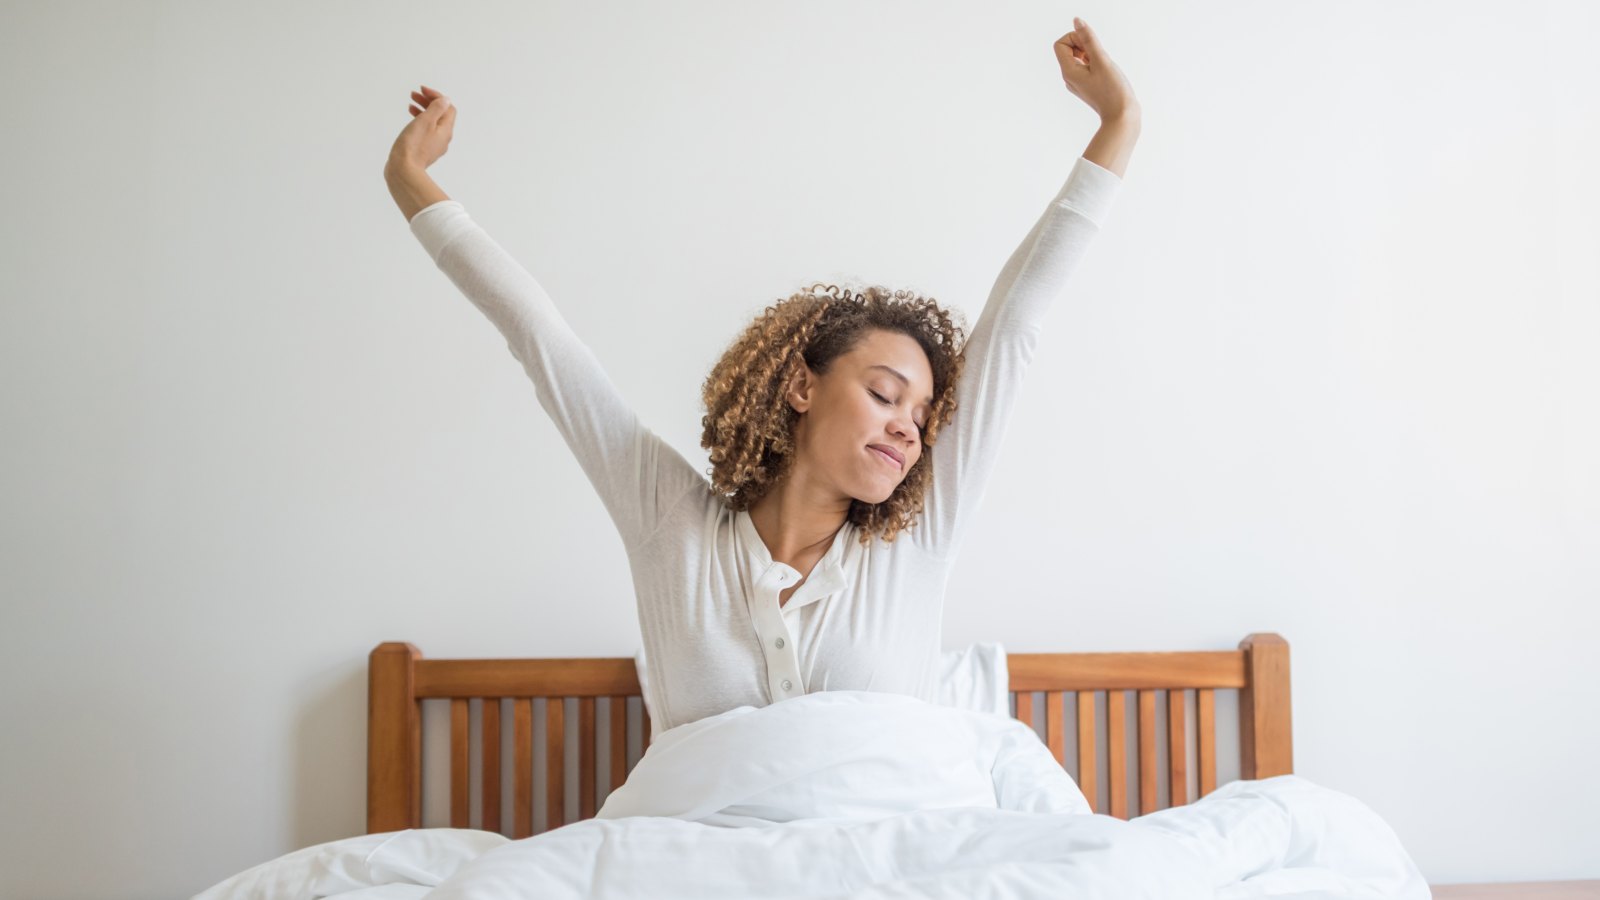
[1100, 107, 1142, 130]
[384, 156, 426, 183]
[384, 159, 451, 222]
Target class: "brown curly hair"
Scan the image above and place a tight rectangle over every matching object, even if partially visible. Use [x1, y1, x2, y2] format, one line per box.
[699, 283, 968, 545]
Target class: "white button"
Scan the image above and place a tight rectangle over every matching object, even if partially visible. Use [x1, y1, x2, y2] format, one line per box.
[774, 637, 785, 648]
[781, 679, 792, 691]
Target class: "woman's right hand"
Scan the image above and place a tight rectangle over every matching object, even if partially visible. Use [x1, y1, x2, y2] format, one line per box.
[1054, 19, 1139, 123]
[387, 85, 456, 172]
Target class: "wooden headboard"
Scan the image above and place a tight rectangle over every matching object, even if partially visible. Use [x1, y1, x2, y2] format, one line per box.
[368, 632, 1292, 838]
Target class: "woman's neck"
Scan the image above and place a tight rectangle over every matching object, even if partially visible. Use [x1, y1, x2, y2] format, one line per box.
[746, 473, 850, 565]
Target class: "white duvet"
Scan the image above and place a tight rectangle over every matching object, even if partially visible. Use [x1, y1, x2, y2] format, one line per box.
[196, 691, 1430, 899]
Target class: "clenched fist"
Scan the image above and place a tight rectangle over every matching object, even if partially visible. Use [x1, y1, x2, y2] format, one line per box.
[388, 85, 457, 172]
[1054, 18, 1139, 122]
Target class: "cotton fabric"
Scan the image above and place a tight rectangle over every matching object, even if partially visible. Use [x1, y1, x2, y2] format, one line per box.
[407, 156, 1121, 732]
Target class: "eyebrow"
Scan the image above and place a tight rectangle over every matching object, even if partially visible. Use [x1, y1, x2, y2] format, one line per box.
[867, 365, 934, 406]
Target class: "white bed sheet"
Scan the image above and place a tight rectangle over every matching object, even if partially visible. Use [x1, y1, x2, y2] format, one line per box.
[195, 690, 1429, 899]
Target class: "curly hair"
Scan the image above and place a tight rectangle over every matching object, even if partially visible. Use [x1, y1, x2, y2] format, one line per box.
[699, 283, 968, 545]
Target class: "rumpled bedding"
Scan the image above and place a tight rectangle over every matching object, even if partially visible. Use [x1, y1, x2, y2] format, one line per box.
[194, 691, 1430, 899]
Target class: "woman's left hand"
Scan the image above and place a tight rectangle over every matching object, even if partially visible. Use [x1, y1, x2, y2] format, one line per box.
[1054, 17, 1139, 122]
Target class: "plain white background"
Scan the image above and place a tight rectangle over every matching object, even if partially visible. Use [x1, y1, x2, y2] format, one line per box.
[2, 1, 1595, 897]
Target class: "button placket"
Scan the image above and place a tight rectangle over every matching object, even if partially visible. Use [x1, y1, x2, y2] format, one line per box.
[753, 563, 805, 700]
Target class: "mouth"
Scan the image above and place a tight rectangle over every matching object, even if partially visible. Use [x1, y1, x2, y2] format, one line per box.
[867, 444, 904, 470]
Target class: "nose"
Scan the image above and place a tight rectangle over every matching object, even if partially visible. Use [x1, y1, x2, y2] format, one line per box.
[888, 410, 916, 442]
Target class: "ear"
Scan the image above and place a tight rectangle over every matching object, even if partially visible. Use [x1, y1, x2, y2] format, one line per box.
[786, 362, 817, 414]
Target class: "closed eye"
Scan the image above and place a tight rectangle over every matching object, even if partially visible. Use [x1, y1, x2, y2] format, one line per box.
[869, 390, 923, 432]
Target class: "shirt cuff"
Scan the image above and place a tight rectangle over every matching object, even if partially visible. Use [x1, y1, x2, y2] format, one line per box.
[1053, 156, 1122, 228]
[408, 199, 473, 261]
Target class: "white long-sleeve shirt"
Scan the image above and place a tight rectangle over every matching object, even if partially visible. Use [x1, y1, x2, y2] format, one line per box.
[408, 155, 1121, 733]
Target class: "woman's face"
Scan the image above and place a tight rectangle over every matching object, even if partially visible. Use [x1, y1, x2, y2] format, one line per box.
[786, 329, 935, 505]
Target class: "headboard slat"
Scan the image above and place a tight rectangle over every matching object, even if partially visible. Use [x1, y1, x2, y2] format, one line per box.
[1168, 689, 1189, 807]
[546, 698, 566, 831]
[513, 699, 532, 839]
[1045, 691, 1066, 764]
[1014, 691, 1035, 731]
[1075, 690, 1097, 812]
[450, 699, 469, 827]
[608, 696, 627, 796]
[482, 699, 501, 833]
[1137, 689, 1158, 815]
[1197, 688, 1216, 798]
[1106, 690, 1127, 818]
[579, 697, 597, 820]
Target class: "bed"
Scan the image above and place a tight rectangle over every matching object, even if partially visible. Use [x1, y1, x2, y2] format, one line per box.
[191, 633, 1591, 898]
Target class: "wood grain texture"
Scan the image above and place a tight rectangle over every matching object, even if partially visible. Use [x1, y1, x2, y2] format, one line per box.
[366, 642, 420, 833]
[1076, 690, 1096, 813]
[482, 698, 500, 834]
[609, 696, 626, 796]
[1167, 688, 1188, 808]
[546, 698, 565, 832]
[449, 698, 469, 828]
[1009, 650, 1245, 690]
[513, 699, 531, 839]
[1239, 633, 1293, 778]
[1014, 691, 1034, 734]
[579, 697, 597, 820]
[416, 658, 639, 698]
[1138, 689, 1157, 814]
[1045, 691, 1066, 765]
[1106, 690, 1126, 819]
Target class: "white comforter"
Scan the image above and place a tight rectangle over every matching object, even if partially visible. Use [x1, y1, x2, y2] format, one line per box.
[196, 691, 1430, 899]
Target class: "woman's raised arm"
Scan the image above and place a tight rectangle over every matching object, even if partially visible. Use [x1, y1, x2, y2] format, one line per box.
[384, 87, 706, 552]
[1055, 18, 1141, 177]
[385, 86, 454, 221]
[910, 19, 1140, 558]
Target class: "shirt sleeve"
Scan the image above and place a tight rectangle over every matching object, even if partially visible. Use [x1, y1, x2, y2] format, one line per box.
[408, 200, 707, 551]
[911, 155, 1122, 558]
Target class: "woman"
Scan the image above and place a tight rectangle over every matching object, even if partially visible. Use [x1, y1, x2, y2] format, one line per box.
[383, 18, 1140, 734]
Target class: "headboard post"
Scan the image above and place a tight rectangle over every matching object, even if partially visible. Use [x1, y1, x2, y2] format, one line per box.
[368, 642, 422, 832]
[1238, 632, 1293, 778]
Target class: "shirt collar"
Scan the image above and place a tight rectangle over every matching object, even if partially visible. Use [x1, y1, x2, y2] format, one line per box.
[736, 509, 851, 611]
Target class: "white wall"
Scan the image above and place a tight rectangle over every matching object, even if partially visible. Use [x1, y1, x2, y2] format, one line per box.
[2, 1, 1595, 897]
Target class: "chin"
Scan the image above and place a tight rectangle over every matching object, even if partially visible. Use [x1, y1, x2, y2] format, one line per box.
[859, 484, 899, 506]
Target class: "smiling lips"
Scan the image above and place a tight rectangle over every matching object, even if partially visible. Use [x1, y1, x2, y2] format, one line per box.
[868, 444, 905, 470]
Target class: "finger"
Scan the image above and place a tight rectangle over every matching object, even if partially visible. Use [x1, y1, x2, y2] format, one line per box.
[411, 91, 426, 104]
[1056, 36, 1088, 67]
[419, 85, 442, 98]
[428, 95, 452, 115]
[1058, 31, 1089, 66]
[1074, 18, 1105, 53]
[409, 104, 422, 116]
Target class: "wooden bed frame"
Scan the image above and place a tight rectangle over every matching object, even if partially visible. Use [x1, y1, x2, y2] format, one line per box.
[364, 633, 1600, 898]
[368, 632, 1293, 837]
